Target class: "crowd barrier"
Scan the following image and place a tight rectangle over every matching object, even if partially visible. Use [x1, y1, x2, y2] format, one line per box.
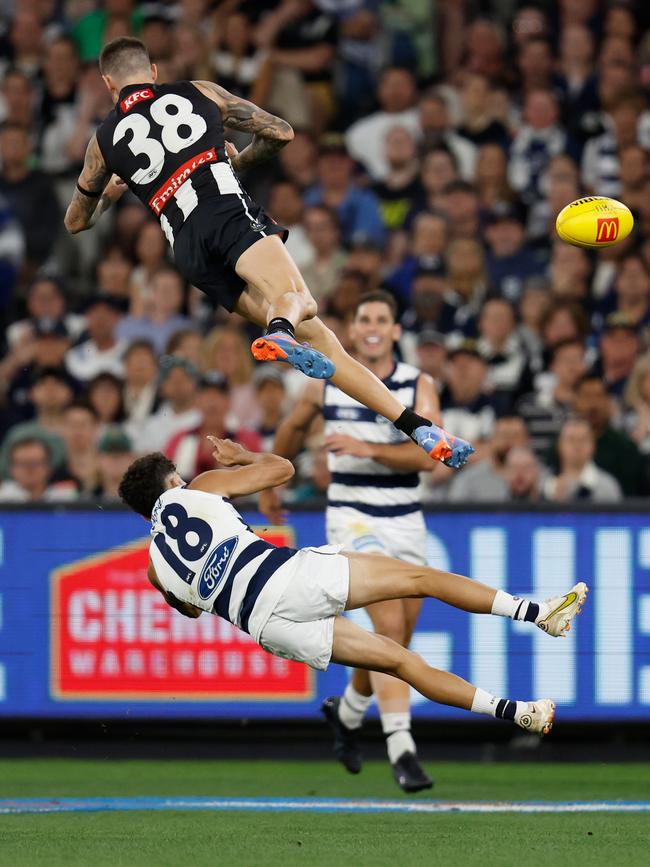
[0, 504, 648, 720]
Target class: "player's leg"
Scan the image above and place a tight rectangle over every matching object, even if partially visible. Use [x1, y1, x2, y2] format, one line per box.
[343, 552, 588, 638]
[330, 616, 556, 734]
[234, 276, 470, 466]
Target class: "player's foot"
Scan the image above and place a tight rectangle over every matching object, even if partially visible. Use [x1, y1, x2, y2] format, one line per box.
[536, 582, 589, 637]
[514, 699, 556, 736]
[251, 332, 335, 379]
[391, 752, 433, 793]
[412, 424, 475, 467]
[321, 696, 363, 774]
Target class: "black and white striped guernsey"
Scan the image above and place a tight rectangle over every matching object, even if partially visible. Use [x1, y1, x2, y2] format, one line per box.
[323, 362, 422, 518]
[149, 487, 298, 642]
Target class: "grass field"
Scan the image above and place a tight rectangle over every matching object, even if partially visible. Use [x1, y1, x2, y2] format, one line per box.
[0, 759, 649, 867]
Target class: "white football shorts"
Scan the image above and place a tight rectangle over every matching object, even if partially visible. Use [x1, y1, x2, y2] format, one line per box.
[326, 505, 427, 566]
[258, 544, 350, 671]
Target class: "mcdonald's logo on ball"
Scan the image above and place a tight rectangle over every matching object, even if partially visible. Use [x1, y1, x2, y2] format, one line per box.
[596, 217, 619, 243]
[556, 196, 633, 248]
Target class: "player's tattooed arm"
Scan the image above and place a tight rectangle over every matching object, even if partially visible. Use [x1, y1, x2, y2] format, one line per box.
[193, 81, 294, 172]
[64, 136, 125, 234]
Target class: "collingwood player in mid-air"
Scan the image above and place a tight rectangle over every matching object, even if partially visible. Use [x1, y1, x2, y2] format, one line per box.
[63, 36, 473, 472]
[118, 436, 588, 742]
[260, 291, 438, 792]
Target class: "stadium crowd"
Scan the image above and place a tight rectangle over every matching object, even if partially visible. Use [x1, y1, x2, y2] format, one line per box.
[1, 0, 650, 504]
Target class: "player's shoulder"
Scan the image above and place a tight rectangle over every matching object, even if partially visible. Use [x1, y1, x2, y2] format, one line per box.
[391, 361, 422, 383]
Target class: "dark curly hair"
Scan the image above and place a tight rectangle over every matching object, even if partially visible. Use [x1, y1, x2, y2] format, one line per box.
[118, 452, 176, 518]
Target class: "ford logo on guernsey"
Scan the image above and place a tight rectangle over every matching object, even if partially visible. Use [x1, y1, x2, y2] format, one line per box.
[197, 536, 238, 600]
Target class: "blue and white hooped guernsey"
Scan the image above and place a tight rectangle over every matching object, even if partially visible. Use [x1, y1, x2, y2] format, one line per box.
[323, 361, 422, 518]
[149, 487, 297, 642]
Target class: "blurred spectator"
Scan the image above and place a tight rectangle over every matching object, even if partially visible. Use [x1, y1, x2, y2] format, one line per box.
[278, 129, 319, 191]
[485, 204, 545, 302]
[408, 146, 459, 221]
[517, 277, 551, 367]
[73, 0, 144, 61]
[474, 143, 513, 210]
[622, 354, 650, 457]
[212, 11, 264, 99]
[444, 237, 488, 335]
[65, 295, 126, 383]
[166, 329, 203, 367]
[0, 69, 36, 126]
[477, 298, 530, 414]
[87, 372, 126, 428]
[413, 329, 447, 384]
[6, 9, 44, 79]
[0, 367, 73, 476]
[132, 356, 202, 453]
[417, 91, 477, 180]
[116, 266, 191, 355]
[122, 340, 159, 429]
[590, 313, 641, 399]
[509, 90, 576, 206]
[574, 375, 643, 496]
[595, 254, 650, 332]
[387, 212, 448, 304]
[439, 341, 496, 445]
[6, 276, 84, 350]
[439, 181, 481, 241]
[618, 144, 648, 213]
[449, 416, 529, 502]
[373, 127, 422, 230]
[201, 325, 260, 429]
[165, 372, 260, 479]
[345, 67, 419, 180]
[300, 205, 346, 301]
[540, 300, 590, 362]
[556, 24, 598, 135]
[457, 73, 509, 148]
[518, 338, 587, 456]
[252, 366, 287, 452]
[129, 221, 168, 316]
[0, 438, 76, 503]
[399, 262, 456, 354]
[96, 244, 134, 303]
[0, 190, 24, 308]
[503, 446, 545, 503]
[38, 36, 82, 177]
[517, 37, 558, 97]
[61, 401, 100, 494]
[255, 0, 338, 132]
[303, 139, 385, 246]
[548, 242, 592, 303]
[93, 426, 135, 501]
[268, 180, 313, 268]
[582, 98, 650, 198]
[0, 122, 62, 276]
[141, 11, 174, 62]
[3, 318, 73, 423]
[463, 18, 506, 81]
[543, 417, 622, 503]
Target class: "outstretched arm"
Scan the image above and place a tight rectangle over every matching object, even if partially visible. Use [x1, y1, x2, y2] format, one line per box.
[64, 135, 125, 234]
[192, 81, 294, 173]
[188, 437, 295, 499]
[147, 559, 202, 619]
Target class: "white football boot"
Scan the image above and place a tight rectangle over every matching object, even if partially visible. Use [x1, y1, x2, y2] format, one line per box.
[515, 699, 556, 736]
[536, 582, 589, 637]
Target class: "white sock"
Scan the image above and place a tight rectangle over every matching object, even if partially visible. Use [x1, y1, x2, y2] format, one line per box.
[381, 712, 416, 763]
[491, 590, 540, 623]
[338, 683, 372, 730]
[471, 687, 526, 722]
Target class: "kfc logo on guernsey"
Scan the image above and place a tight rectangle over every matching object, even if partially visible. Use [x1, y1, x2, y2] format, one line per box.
[149, 148, 217, 215]
[120, 88, 154, 113]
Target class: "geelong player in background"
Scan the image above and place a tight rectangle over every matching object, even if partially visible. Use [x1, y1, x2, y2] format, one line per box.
[63, 36, 473, 472]
[118, 437, 588, 743]
[261, 290, 437, 792]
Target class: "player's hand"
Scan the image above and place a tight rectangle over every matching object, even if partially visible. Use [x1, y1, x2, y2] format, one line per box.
[103, 174, 127, 202]
[326, 433, 373, 458]
[259, 487, 286, 525]
[207, 436, 249, 466]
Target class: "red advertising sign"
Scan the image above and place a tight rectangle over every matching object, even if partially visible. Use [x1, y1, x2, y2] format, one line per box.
[50, 527, 313, 701]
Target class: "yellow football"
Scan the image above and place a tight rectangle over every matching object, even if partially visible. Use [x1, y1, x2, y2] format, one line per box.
[555, 196, 634, 248]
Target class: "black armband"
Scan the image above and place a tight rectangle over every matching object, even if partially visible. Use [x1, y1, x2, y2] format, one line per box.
[76, 182, 102, 198]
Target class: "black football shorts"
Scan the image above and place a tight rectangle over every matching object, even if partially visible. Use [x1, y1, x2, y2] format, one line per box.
[173, 194, 287, 312]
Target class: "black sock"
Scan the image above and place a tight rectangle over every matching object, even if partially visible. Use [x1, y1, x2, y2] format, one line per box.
[495, 699, 517, 721]
[394, 409, 433, 438]
[266, 317, 295, 338]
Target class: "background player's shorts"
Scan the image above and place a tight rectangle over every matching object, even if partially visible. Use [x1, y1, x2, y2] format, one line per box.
[326, 506, 427, 566]
[173, 194, 287, 312]
[259, 545, 349, 671]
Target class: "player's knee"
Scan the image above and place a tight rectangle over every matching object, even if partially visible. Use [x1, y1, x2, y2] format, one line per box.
[301, 291, 318, 320]
[372, 615, 408, 646]
[377, 636, 410, 676]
